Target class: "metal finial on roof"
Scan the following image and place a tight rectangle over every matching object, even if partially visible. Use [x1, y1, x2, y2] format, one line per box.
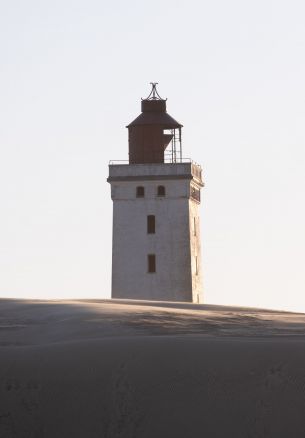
[143, 82, 166, 101]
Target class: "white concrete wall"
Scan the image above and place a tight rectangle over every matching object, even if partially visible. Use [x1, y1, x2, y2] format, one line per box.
[189, 197, 203, 303]
[108, 163, 203, 302]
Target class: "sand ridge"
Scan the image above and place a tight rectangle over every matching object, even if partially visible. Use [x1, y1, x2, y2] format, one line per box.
[1, 299, 305, 346]
[1, 299, 305, 437]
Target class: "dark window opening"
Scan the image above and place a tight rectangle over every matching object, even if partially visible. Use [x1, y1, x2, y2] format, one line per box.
[191, 186, 200, 202]
[148, 254, 156, 273]
[157, 185, 166, 197]
[147, 215, 155, 234]
[136, 186, 145, 198]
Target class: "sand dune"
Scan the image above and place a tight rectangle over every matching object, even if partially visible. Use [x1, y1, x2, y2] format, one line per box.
[1, 299, 305, 437]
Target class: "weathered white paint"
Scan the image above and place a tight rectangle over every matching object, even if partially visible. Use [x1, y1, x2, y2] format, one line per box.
[107, 162, 203, 302]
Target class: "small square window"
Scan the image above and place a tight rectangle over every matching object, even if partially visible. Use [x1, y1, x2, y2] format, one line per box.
[191, 186, 200, 202]
[157, 185, 166, 197]
[136, 186, 145, 198]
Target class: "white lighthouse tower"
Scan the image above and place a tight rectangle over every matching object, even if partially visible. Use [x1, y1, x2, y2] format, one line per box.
[107, 84, 204, 303]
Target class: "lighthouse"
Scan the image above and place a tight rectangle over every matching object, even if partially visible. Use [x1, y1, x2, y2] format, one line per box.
[107, 84, 204, 303]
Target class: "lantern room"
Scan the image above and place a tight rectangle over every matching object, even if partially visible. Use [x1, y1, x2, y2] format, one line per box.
[127, 83, 183, 164]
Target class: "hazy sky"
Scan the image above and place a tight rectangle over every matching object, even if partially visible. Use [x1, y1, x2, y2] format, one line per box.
[1, 0, 304, 312]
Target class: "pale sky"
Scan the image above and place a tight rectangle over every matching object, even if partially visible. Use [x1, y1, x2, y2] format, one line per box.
[1, 0, 304, 312]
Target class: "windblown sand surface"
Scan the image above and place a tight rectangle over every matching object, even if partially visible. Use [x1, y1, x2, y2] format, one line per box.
[1, 299, 305, 437]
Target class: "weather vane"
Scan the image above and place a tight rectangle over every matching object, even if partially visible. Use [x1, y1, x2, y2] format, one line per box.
[142, 82, 166, 100]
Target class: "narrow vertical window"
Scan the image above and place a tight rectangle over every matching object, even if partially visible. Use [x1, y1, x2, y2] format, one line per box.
[195, 256, 198, 275]
[148, 254, 156, 273]
[147, 215, 155, 234]
[136, 186, 145, 198]
[194, 217, 196, 236]
[157, 185, 166, 197]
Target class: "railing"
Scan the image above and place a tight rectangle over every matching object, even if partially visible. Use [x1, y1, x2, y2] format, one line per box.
[109, 160, 129, 165]
[109, 158, 201, 166]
